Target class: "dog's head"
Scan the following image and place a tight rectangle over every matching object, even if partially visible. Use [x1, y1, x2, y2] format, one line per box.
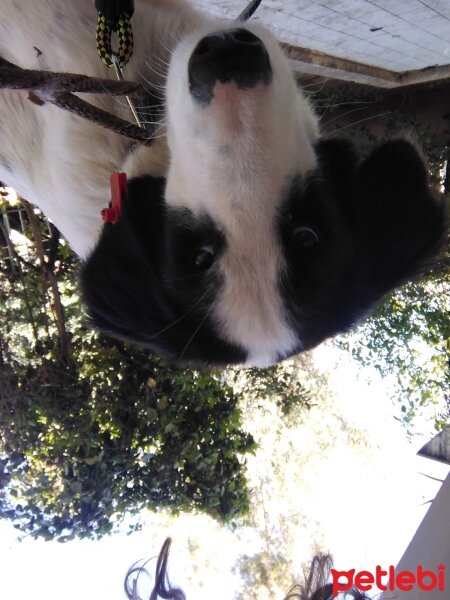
[81, 25, 446, 367]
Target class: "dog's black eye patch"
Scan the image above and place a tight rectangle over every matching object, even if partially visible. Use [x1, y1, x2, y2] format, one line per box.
[278, 175, 335, 262]
[81, 178, 244, 367]
[164, 207, 226, 275]
[278, 137, 445, 357]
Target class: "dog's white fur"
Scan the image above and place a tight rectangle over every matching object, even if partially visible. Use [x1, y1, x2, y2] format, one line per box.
[0, 0, 319, 365]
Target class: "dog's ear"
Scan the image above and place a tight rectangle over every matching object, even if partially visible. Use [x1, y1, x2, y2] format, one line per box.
[352, 139, 446, 300]
[80, 175, 176, 355]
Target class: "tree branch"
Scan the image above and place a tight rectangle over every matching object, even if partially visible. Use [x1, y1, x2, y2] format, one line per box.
[20, 199, 73, 365]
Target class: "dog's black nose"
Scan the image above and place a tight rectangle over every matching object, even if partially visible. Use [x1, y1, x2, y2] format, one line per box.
[188, 28, 272, 105]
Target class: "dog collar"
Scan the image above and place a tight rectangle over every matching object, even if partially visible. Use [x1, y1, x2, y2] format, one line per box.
[101, 172, 127, 224]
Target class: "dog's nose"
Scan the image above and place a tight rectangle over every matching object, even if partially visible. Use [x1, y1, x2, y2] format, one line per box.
[188, 28, 272, 105]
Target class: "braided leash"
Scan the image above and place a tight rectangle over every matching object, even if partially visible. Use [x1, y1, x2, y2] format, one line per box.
[0, 56, 152, 145]
[95, 1, 144, 127]
[96, 11, 134, 68]
[0, 56, 138, 96]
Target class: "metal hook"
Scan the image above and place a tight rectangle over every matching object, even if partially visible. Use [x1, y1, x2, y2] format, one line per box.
[111, 53, 144, 129]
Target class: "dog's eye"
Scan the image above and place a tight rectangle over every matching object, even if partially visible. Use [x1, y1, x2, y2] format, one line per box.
[292, 226, 319, 248]
[195, 245, 215, 270]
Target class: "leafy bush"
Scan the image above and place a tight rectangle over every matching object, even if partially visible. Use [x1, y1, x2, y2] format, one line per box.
[0, 196, 254, 541]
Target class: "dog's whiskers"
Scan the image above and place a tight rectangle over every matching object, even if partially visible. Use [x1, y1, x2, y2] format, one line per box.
[161, 33, 181, 53]
[150, 54, 172, 69]
[179, 302, 214, 360]
[138, 122, 167, 130]
[320, 105, 371, 125]
[139, 72, 167, 94]
[301, 79, 327, 94]
[162, 272, 205, 283]
[144, 61, 167, 80]
[151, 290, 210, 339]
[107, 97, 165, 113]
[315, 99, 378, 110]
[324, 111, 393, 134]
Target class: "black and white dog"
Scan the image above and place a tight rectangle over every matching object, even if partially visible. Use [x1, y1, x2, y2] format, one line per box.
[0, 0, 445, 367]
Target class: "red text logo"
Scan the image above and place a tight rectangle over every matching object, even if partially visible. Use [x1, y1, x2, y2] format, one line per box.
[331, 564, 446, 595]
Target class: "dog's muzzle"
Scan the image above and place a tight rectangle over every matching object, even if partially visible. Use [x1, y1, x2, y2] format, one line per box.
[188, 28, 272, 105]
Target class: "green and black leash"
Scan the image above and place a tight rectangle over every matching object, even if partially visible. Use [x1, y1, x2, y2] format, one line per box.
[95, 0, 145, 128]
[96, 0, 135, 69]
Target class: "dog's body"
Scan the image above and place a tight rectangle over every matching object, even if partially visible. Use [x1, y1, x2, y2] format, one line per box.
[0, 0, 445, 366]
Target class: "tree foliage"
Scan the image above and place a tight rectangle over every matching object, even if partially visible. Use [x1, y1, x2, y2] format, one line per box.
[0, 193, 255, 541]
[230, 362, 314, 416]
[337, 269, 449, 432]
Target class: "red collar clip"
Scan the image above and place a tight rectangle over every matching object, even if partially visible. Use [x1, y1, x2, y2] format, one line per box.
[101, 172, 128, 224]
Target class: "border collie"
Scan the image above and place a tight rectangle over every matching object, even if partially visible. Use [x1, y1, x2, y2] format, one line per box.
[0, 0, 445, 367]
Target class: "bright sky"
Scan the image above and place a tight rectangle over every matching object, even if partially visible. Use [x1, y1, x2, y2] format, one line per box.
[1, 344, 449, 600]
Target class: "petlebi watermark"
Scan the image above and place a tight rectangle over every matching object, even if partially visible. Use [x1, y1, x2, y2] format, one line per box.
[331, 564, 446, 595]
